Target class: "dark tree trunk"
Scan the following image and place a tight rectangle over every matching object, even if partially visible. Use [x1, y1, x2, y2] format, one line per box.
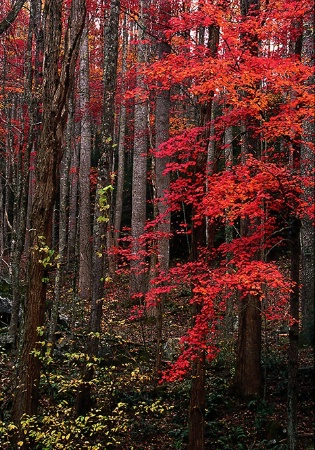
[75, 0, 120, 416]
[9, 0, 44, 348]
[130, 0, 149, 299]
[12, 0, 86, 425]
[300, 14, 315, 347]
[235, 294, 263, 398]
[188, 352, 206, 450]
[287, 218, 300, 450]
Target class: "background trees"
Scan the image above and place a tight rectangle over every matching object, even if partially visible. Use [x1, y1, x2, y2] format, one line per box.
[0, 0, 313, 448]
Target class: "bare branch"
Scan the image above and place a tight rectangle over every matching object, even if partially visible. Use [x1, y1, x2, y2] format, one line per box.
[0, 0, 27, 36]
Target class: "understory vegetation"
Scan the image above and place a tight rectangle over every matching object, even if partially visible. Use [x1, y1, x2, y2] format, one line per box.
[1, 284, 313, 449]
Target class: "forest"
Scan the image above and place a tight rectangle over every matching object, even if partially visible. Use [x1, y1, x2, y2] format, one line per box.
[0, 0, 314, 449]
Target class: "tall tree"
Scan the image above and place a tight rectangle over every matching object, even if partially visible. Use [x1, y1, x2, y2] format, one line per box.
[153, 0, 171, 376]
[78, 17, 92, 310]
[300, 11, 315, 347]
[130, 0, 149, 299]
[114, 12, 128, 243]
[75, 0, 121, 416]
[287, 17, 303, 450]
[234, 0, 263, 399]
[12, 0, 86, 424]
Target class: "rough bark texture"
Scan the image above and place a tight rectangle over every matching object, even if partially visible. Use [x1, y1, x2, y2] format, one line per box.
[12, 0, 86, 425]
[287, 26, 303, 450]
[114, 13, 128, 243]
[48, 147, 70, 348]
[78, 22, 92, 306]
[130, 0, 148, 298]
[235, 294, 263, 397]
[154, 35, 171, 376]
[234, 0, 263, 399]
[75, 0, 120, 417]
[300, 15, 315, 347]
[188, 20, 220, 448]
[287, 218, 300, 450]
[9, 0, 44, 347]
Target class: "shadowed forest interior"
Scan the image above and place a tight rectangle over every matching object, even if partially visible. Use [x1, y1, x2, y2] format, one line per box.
[0, 0, 314, 449]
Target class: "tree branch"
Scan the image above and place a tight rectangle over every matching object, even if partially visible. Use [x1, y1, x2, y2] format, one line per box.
[0, 0, 26, 35]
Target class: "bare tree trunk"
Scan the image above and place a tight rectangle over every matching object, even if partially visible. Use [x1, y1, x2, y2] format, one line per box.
[130, 0, 149, 299]
[287, 218, 300, 450]
[188, 353, 206, 450]
[12, 0, 86, 425]
[9, 0, 44, 347]
[234, 0, 262, 400]
[48, 146, 70, 348]
[154, 37, 171, 376]
[67, 124, 79, 267]
[78, 20, 92, 307]
[75, 0, 120, 417]
[287, 27, 303, 450]
[300, 16, 315, 347]
[223, 117, 235, 340]
[114, 13, 128, 244]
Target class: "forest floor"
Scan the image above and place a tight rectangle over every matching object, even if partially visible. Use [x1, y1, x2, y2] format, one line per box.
[0, 282, 314, 449]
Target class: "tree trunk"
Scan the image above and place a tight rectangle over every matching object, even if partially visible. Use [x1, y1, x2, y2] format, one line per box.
[300, 15, 315, 347]
[67, 119, 79, 267]
[188, 352, 206, 450]
[12, 0, 86, 425]
[154, 35, 171, 376]
[235, 294, 263, 397]
[75, 0, 120, 416]
[114, 13, 128, 244]
[78, 20, 92, 308]
[234, 0, 263, 399]
[287, 218, 300, 450]
[9, 0, 44, 347]
[130, 0, 149, 299]
[48, 147, 70, 348]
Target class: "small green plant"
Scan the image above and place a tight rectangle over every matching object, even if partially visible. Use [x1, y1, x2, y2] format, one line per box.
[97, 184, 114, 223]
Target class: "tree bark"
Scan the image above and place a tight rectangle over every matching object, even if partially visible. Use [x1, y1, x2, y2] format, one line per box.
[188, 353, 206, 450]
[9, 0, 44, 347]
[12, 0, 86, 425]
[234, 0, 263, 399]
[287, 218, 300, 450]
[154, 33, 171, 376]
[114, 13, 128, 244]
[130, 0, 149, 299]
[78, 20, 92, 308]
[300, 14, 315, 347]
[75, 0, 120, 416]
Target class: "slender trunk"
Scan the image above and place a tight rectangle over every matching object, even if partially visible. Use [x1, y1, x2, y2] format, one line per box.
[154, 41, 171, 376]
[130, 0, 149, 300]
[48, 147, 70, 348]
[67, 124, 79, 268]
[300, 16, 315, 347]
[75, 0, 120, 416]
[287, 24, 303, 450]
[78, 21, 92, 307]
[287, 218, 300, 450]
[114, 13, 128, 244]
[223, 118, 235, 340]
